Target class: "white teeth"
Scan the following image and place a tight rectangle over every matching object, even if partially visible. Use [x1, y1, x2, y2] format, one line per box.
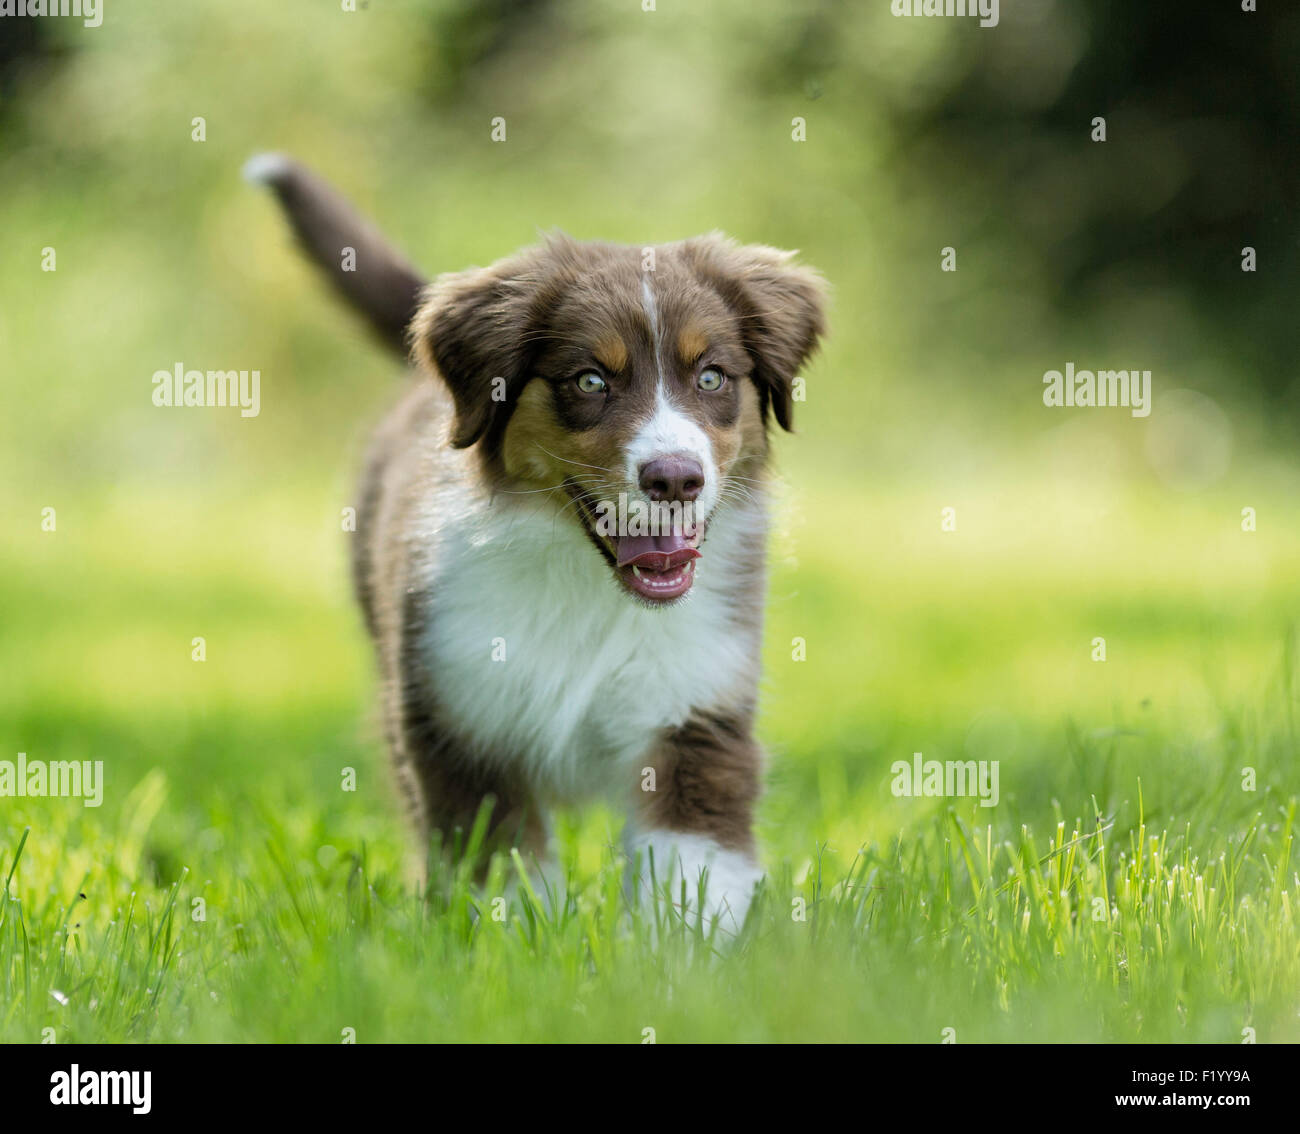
[632, 566, 642, 578]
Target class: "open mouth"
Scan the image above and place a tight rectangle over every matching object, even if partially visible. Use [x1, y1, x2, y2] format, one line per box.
[564, 480, 707, 605]
[614, 525, 703, 602]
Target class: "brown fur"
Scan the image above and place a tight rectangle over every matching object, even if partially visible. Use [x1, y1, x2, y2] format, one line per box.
[676, 325, 710, 367]
[635, 708, 764, 856]
[251, 158, 826, 887]
[389, 233, 824, 863]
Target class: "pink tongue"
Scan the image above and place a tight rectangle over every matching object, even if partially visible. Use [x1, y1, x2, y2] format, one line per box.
[616, 531, 700, 570]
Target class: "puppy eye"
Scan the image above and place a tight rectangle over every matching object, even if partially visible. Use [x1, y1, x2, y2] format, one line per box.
[575, 371, 608, 394]
[697, 367, 726, 392]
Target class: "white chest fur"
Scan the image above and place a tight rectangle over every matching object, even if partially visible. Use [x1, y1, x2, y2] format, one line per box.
[416, 495, 763, 803]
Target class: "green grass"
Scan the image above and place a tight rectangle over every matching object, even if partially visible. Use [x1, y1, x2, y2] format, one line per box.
[2, 488, 1298, 1043]
[1, 765, 1295, 1043]
[2, 0, 1298, 1045]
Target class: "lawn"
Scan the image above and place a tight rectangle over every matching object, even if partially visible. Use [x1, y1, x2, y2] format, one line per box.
[1, 0, 1297, 1044]
[2, 471, 1297, 1042]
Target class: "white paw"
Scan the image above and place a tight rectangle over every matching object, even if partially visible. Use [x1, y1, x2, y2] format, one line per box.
[627, 830, 762, 938]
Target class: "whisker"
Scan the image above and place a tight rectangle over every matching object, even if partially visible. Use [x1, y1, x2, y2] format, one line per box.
[532, 442, 620, 477]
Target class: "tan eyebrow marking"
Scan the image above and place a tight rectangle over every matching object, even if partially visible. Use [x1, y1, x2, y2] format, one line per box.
[593, 333, 628, 373]
[677, 326, 709, 367]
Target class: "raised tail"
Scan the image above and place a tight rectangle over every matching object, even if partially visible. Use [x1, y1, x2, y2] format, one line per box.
[243, 153, 428, 356]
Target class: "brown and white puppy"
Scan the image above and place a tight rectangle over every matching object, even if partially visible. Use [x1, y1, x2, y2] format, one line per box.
[247, 154, 826, 934]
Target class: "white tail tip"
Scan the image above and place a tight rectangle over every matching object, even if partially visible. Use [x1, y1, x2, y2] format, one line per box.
[242, 152, 293, 186]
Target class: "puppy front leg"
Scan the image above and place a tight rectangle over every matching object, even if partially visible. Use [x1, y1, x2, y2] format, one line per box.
[627, 709, 764, 938]
[383, 667, 549, 882]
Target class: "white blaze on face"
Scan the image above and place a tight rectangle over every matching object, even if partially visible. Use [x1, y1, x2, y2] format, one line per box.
[630, 273, 719, 521]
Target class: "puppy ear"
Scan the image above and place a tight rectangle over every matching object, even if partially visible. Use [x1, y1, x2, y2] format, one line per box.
[685, 236, 827, 431]
[410, 246, 560, 448]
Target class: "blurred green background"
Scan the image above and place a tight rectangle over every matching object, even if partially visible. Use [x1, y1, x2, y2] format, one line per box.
[1, 0, 1298, 1042]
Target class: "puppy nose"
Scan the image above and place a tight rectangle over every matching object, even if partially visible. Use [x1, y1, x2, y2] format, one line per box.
[639, 454, 704, 502]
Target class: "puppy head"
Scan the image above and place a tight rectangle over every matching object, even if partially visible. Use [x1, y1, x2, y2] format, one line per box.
[411, 232, 826, 605]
